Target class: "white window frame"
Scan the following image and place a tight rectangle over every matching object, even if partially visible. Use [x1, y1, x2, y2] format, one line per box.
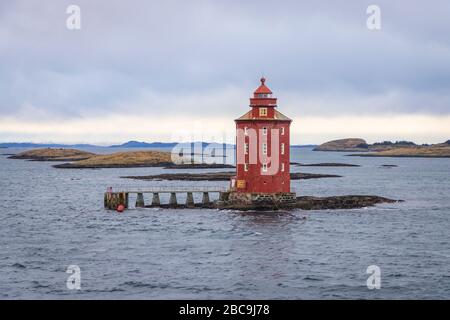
[262, 163, 267, 172]
[262, 143, 267, 155]
[281, 143, 285, 155]
[281, 163, 285, 172]
[244, 127, 248, 136]
[244, 143, 249, 155]
[244, 163, 249, 172]
[281, 127, 285, 135]
[259, 108, 267, 116]
[262, 127, 267, 135]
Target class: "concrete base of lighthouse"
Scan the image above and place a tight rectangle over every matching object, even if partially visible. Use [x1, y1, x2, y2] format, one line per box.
[216, 191, 297, 211]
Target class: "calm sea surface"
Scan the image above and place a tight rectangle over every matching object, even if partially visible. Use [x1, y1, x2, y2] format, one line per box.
[0, 147, 449, 299]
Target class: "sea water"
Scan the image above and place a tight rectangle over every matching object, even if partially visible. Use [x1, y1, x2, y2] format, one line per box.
[0, 147, 449, 299]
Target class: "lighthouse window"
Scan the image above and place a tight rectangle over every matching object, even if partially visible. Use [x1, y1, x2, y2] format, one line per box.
[281, 163, 285, 172]
[244, 127, 248, 135]
[262, 143, 267, 155]
[244, 163, 249, 172]
[244, 143, 249, 155]
[281, 127, 285, 135]
[281, 143, 285, 155]
[262, 163, 268, 172]
[259, 108, 267, 116]
[262, 127, 267, 135]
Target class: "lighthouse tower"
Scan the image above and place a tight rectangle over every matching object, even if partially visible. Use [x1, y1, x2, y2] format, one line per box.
[232, 77, 293, 196]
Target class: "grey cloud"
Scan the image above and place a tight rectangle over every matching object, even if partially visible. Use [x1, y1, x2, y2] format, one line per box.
[0, 0, 450, 120]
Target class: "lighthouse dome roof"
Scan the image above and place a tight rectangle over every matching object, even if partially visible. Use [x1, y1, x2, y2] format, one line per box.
[254, 77, 273, 95]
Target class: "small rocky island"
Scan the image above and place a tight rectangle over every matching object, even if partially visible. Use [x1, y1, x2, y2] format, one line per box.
[217, 195, 400, 211]
[122, 172, 341, 181]
[313, 138, 369, 152]
[53, 150, 174, 168]
[314, 138, 450, 158]
[350, 144, 450, 158]
[9, 148, 95, 161]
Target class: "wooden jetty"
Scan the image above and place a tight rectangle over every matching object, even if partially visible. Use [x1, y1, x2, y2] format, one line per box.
[104, 186, 229, 210]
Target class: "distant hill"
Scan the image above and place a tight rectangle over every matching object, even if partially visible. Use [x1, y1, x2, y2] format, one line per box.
[109, 141, 179, 148]
[0, 140, 236, 149]
[0, 142, 97, 148]
[0, 140, 343, 150]
[109, 141, 235, 148]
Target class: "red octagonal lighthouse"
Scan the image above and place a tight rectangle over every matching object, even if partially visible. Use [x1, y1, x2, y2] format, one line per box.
[227, 77, 296, 207]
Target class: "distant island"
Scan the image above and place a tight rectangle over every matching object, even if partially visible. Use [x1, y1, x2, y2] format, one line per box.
[8, 148, 234, 169]
[0, 142, 98, 148]
[9, 148, 95, 161]
[314, 138, 450, 157]
[9, 148, 177, 168]
[0, 140, 315, 149]
[313, 138, 369, 152]
[0, 140, 210, 149]
[6, 139, 450, 163]
[349, 144, 450, 158]
[53, 150, 174, 168]
[314, 138, 421, 152]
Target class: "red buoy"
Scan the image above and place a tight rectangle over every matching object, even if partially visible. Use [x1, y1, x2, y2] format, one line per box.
[116, 204, 125, 213]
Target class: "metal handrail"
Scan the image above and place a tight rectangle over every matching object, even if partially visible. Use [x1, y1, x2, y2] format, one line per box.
[108, 185, 229, 193]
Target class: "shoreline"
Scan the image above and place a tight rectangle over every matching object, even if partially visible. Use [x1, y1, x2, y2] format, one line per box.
[349, 154, 450, 158]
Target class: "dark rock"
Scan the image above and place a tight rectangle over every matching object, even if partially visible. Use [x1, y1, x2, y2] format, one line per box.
[55, 162, 234, 169]
[293, 162, 360, 167]
[163, 163, 235, 169]
[295, 195, 401, 210]
[122, 172, 341, 181]
[198, 195, 401, 211]
[54, 162, 174, 169]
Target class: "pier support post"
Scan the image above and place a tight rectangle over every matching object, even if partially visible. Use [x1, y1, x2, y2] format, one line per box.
[202, 192, 210, 205]
[124, 193, 129, 208]
[169, 192, 178, 207]
[136, 193, 145, 208]
[186, 192, 195, 208]
[151, 193, 161, 206]
[104, 193, 108, 208]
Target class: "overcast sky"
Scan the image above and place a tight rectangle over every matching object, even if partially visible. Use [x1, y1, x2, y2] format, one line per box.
[1, 0, 450, 144]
